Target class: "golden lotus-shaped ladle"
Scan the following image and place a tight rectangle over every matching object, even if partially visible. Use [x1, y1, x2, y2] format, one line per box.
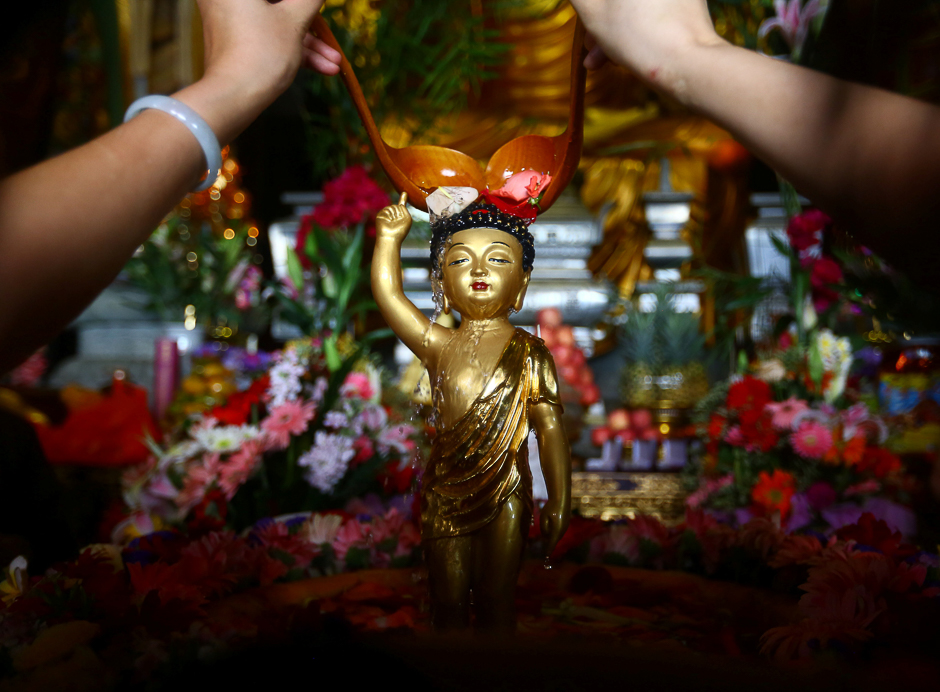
[311, 14, 586, 214]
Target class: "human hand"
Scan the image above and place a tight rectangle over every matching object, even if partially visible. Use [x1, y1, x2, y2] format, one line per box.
[375, 192, 412, 243]
[197, 0, 340, 108]
[540, 497, 570, 558]
[569, 0, 722, 91]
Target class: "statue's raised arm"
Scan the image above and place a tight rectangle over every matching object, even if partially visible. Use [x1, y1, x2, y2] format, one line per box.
[371, 193, 449, 368]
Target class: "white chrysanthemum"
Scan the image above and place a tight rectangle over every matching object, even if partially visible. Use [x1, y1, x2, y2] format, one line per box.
[297, 431, 355, 493]
[162, 440, 201, 464]
[300, 513, 343, 545]
[193, 424, 258, 454]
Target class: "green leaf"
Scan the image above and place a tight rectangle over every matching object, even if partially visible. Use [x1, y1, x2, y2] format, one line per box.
[778, 177, 803, 218]
[305, 226, 318, 258]
[808, 338, 825, 386]
[324, 335, 342, 372]
[769, 233, 795, 262]
[286, 247, 305, 293]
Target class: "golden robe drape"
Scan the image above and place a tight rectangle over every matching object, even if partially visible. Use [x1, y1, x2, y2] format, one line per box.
[421, 329, 560, 540]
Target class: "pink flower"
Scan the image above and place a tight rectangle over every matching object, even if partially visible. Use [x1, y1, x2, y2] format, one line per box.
[790, 421, 833, 459]
[724, 425, 747, 447]
[378, 424, 416, 455]
[177, 453, 222, 511]
[332, 518, 369, 561]
[261, 400, 316, 451]
[218, 439, 263, 498]
[490, 170, 552, 204]
[370, 508, 405, 542]
[591, 526, 639, 564]
[9, 348, 47, 387]
[764, 397, 810, 431]
[686, 474, 735, 509]
[758, 0, 825, 54]
[341, 372, 374, 400]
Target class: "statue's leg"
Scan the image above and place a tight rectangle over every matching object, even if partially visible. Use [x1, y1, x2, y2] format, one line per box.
[471, 492, 530, 632]
[424, 534, 472, 631]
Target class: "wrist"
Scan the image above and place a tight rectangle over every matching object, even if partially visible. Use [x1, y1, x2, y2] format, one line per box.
[172, 72, 269, 147]
[647, 33, 726, 107]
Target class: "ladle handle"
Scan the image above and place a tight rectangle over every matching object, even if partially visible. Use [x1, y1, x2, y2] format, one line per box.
[310, 15, 427, 206]
[538, 14, 587, 213]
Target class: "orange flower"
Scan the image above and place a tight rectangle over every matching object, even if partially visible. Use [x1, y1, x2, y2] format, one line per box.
[842, 435, 866, 466]
[751, 470, 797, 519]
[822, 431, 866, 467]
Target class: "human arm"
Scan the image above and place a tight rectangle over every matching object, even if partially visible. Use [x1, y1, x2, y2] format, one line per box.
[532, 401, 571, 557]
[569, 0, 940, 264]
[0, 0, 342, 374]
[371, 193, 448, 365]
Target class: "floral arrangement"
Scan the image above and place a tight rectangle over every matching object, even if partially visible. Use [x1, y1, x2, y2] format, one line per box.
[688, 363, 910, 533]
[0, 507, 420, 685]
[585, 510, 939, 660]
[274, 166, 392, 365]
[685, 206, 915, 534]
[122, 335, 421, 533]
[2, 508, 936, 684]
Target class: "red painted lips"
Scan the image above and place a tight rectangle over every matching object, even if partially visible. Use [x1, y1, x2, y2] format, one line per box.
[471, 281, 489, 291]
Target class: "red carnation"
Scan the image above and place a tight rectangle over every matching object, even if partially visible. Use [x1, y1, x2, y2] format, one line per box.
[786, 209, 830, 252]
[295, 167, 390, 265]
[726, 376, 772, 425]
[804, 256, 844, 311]
[738, 412, 780, 453]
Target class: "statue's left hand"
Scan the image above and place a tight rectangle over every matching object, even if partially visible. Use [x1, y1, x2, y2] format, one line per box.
[540, 498, 569, 557]
[375, 192, 413, 242]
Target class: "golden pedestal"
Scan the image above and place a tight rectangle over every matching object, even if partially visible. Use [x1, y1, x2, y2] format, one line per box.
[572, 472, 687, 524]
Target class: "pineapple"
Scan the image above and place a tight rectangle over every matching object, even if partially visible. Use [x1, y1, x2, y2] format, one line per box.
[661, 313, 708, 407]
[620, 312, 658, 407]
[619, 286, 709, 410]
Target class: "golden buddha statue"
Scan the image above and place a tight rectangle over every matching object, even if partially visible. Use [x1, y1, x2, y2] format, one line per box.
[372, 192, 571, 632]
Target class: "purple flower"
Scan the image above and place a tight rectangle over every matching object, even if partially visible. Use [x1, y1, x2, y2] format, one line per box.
[821, 503, 864, 533]
[863, 497, 917, 538]
[785, 493, 813, 532]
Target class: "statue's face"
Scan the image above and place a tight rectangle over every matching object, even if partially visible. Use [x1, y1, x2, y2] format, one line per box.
[442, 228, 529, 320]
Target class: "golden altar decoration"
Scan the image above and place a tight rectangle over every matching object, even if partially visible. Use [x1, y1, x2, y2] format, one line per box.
[572, 471, 687, 524]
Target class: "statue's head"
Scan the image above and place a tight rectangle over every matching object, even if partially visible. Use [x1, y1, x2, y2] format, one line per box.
[430, 202, 535, 274]
[430, 202, 535, 318]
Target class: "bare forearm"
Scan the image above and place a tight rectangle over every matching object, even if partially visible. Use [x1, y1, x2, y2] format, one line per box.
[667, 41, 940, 238]
[570, 0, 940, 266]
[0, 78, 260, 372]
